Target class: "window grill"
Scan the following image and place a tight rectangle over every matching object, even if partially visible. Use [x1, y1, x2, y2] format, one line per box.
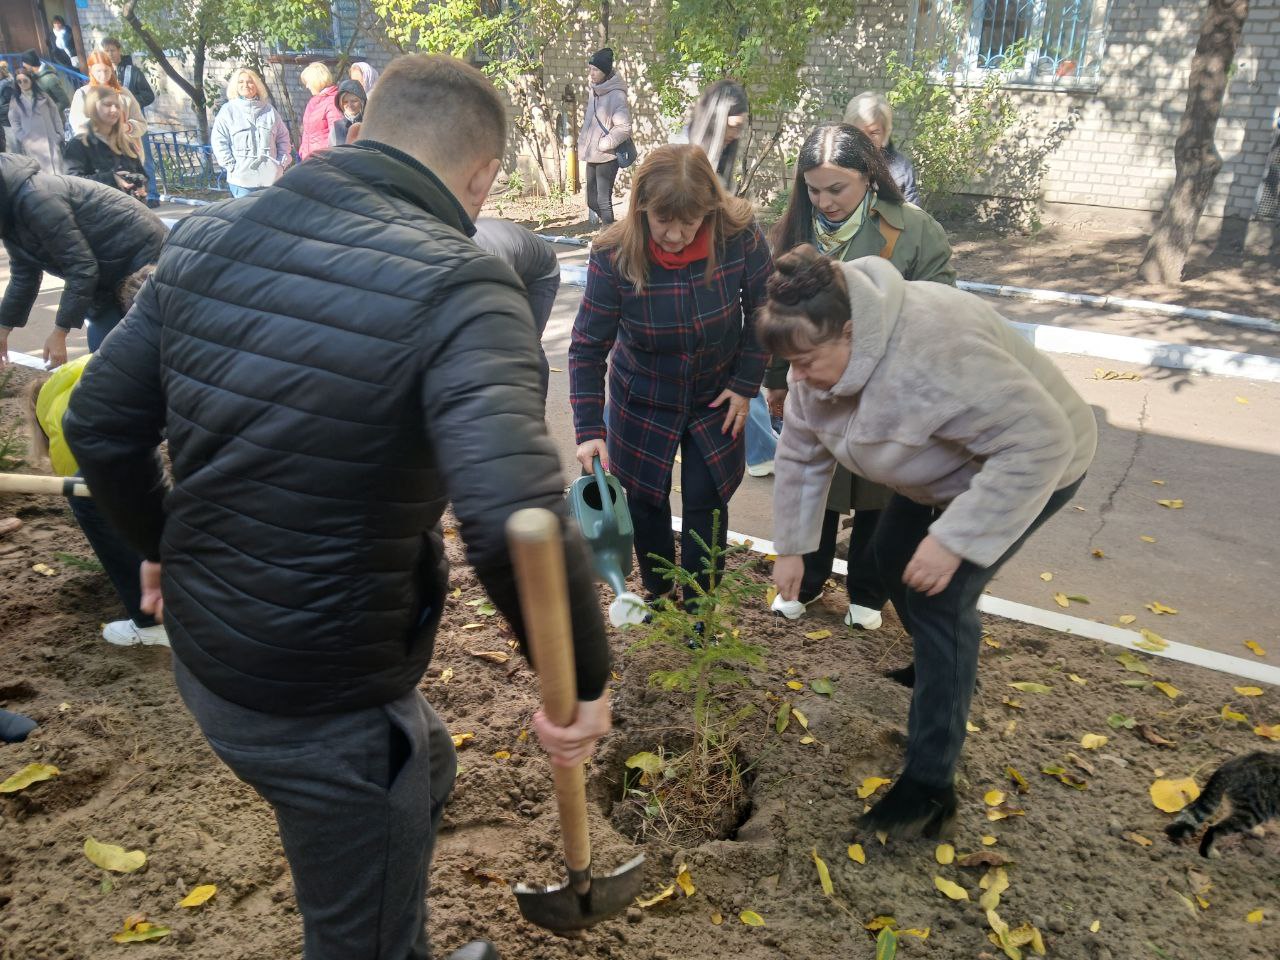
[1257, 133, 1279, 221]
[912, 0, 1110, 84]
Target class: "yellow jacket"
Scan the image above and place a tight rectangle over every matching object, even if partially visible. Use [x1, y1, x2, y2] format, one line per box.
[35, 355, 92, 477]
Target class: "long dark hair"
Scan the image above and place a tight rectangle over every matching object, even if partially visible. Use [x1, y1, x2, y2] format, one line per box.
[688, 79, 749, 188]
[758, 244, 851, 356]
[769, 123, 904, 254]
[13, 67, 43, 106]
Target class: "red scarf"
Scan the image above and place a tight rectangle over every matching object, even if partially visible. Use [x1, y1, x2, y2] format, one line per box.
[647, 222, 710, 270]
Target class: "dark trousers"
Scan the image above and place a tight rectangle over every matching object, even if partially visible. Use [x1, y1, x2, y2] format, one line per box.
[873, 477, 1084, 787]
[628, 435, 728, 600]
[799, 508, 886, 608]
[86, 300, 123, 352]
[67, 496, 154, 626]
[173, 657, 456, 960]
[585, 160, 619, 224]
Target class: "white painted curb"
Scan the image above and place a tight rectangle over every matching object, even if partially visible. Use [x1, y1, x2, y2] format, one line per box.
[670, 517, 1280, 686]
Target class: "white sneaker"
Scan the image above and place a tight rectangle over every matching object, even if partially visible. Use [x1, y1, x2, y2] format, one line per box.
[747, 460, 774, 478]
[844, 604, 883, 630]
[102, 620, 170, 647]
[770, 591, 823, 620]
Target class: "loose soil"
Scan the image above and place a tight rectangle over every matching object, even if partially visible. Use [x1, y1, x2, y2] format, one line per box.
[2, 372, 1279, 960]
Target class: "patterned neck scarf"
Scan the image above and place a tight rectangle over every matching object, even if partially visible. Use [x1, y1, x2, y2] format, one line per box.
[811, 190, 872, 259]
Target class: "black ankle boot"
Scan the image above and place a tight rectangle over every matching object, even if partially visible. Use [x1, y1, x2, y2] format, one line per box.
[859, 775, 957, 840]
[885, 662, 916, 688]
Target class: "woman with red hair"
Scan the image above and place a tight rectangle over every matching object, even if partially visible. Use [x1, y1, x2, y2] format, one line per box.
[68, 50, 146, 143]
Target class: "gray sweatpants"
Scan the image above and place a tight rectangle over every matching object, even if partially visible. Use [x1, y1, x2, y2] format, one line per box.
[173, 657, 457, 959]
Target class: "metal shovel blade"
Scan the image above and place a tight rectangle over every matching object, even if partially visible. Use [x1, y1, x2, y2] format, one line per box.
[514, 853, 645, 932]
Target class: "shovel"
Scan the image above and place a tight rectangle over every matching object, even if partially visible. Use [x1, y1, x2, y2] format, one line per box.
[0, 473, 90, 498]
[564, 456, 646, 628]
[505, 508, 644, 932]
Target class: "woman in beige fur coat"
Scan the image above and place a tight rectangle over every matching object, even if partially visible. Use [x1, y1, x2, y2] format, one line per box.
[762, 245, 1096, 838]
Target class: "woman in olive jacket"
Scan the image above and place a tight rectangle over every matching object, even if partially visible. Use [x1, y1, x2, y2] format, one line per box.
[765, 123, 955, 633]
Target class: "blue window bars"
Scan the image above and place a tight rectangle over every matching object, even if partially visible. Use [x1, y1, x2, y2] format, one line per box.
[911, 0, 1110, 84]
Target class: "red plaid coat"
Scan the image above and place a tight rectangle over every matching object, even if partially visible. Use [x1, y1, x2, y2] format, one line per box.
[569, 222, 773, 506]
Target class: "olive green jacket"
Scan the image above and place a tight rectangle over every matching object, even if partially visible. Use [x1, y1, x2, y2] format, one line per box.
[765, 194, 956, 513]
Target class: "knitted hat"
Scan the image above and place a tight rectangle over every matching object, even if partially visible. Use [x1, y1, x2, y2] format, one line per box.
[20, 49, 41, 68]
[588, 48, 614, 77]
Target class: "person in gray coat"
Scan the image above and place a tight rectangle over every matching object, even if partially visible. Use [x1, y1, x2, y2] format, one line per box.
[8, 69, 65, 175]
[764, 246, 1095, 839]
[211, 67, 292, 197]
[844, 91, 920, 206]
[576, 47, 632, 224]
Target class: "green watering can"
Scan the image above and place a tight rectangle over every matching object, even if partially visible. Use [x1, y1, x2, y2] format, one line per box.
[566, 456, 647, 627]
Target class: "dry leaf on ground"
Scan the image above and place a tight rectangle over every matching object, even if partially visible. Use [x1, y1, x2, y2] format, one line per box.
[739, 910, 766, 926]
[811, 849, 834, 895]
[1150, 777, 1200, 813]
[857, 777, 891, 799]
[933, 876, 969, 901]
[178, 884, 217, 908]
[83, 838, 146, 874]
[0, 763, 59, 794]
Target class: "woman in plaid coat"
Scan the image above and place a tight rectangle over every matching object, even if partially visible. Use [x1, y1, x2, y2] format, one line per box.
[570, 144, 773, 603]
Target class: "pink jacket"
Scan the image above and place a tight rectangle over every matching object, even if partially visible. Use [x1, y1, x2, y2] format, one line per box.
[299, 86, 342, 161]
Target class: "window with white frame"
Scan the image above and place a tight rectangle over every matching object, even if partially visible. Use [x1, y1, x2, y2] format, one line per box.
[911, 0, 1111, 85]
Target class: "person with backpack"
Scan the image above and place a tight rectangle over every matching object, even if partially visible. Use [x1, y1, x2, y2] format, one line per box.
[764, 123, 955, 631]
[576, 47, 632, 225]
[19, 49, 71, 116]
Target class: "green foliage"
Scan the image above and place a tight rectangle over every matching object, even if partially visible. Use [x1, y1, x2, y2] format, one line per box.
[54, 552, 105, 573]
[627, 513, 766, 736]
[122, 0, 328, 72]
[883, 44, 1025, 209]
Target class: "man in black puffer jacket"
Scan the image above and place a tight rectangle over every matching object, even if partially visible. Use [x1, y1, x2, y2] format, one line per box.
[64, 56, 609, 960]
[0, 153, 165, 366]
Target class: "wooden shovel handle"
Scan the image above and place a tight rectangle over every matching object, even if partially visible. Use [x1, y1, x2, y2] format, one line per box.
[0, 473, 90, 498]
[506, 508, 591, 876]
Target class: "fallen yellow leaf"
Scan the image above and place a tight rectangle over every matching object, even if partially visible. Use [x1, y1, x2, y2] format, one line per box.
[876, 830, 889, 845]
[1221, 705, 1248, 724]
[492, 750, 511, 760]
[1145, 601, 1178, 616]
[1246, 909, 1264, 923]
[982, 836, 998, 846]
[1157, 499, 1184, 509]
[799, 735, 816, 745]
[984, 634, 1001, 648]
[1234, 686, 1264, 697]
[935, 844, 955, 865]
[1008, 682, 1051, 694]
[1235, 397, 1249, 404]
[1053, 592, 1069, 608]
[710, 912, 723, 925]
[848, 843, 866, 864]
[450, 732, 474, 749]
[1151, 479, 1165, 485]
[739, 910, 766, 927]
[857, 776, 892, 799]
[864, 915, 896, 931]
[636, 885, 676, 908]
[811, 848, 834, 896]
[1152, 681, 1181, 699]
[765, 586, 778, 606]
[791, 707, 809, 730]
[986, 803, 1026, 822]
[675, 863, 695, 897]
[1150, 776, 1200, 813]
[978, 867, 1009, 912]
[1090, 920, 1101, 933]
[111, 917, 171, 943]
[1244, 640, 1266, 657]
[984, 789, 1006, 806]
[1080, 733, 1108, 750]
[933, 876, 969, 901]
[1069, 674, 1088, 685]
[84, 838, 147, 874]
[1118, 614, 1138, 624]
[1091, 548, 1106, 559]
[1255, 724, 1280, 741]
[786, 680, 804, 691]
[1140, 535, 1157, 543]
[178, 884, 217, 908]
[804, 630, 832, 641]
[1136, 628, 1168, 652]
[900, 928, 930, 940]
[967, 721, 981, 733]
[0, 763, 59, 794]
[1039, 572, 1053, 581]
[1122, 831, 1153, 846]
[439, 667, 454, 683]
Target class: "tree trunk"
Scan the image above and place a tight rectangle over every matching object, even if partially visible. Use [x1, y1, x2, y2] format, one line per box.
[192, 37, 209, 146]
[1137, 0, 1249, 284]
[121, 0, 209, 140]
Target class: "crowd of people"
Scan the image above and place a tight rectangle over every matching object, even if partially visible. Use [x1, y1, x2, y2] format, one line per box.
[0, 45, 1097, 960]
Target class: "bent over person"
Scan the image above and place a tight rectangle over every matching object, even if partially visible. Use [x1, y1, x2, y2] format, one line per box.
[762, 247, 1096, 839]
[64, 55, 611, 960]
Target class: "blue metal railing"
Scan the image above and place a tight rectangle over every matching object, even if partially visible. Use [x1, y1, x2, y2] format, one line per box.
[146, 130, 228, 195]
[0, 51, 87, 85]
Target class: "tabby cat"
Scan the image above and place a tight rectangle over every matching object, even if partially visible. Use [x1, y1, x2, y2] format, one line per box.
[1165, 751, 1280, 857]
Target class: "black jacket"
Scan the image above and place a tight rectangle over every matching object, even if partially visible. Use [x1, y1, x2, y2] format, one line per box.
[0, 153, 165, 330]
[64, 142, 610, 716]
[63, 133, 146, 188]
[117, 56, 155, 111]
[330, 78, 366, 146]
[0, 77, 14, 127]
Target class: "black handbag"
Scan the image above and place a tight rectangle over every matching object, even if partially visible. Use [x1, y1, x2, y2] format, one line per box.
[596, 113, 637, 169]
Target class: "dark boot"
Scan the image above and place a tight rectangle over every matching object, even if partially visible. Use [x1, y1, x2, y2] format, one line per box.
[446, 941, 499, 960]
[885, 662, 916, 688]
[859, 774, 957, 841]
[0, 708, 38, 743]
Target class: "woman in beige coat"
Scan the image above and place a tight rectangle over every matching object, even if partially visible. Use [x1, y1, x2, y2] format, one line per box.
[762, 246, 1096, 838]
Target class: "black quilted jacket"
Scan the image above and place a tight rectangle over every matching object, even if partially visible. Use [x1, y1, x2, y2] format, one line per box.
[0, 153, 165, 331]
[65, 142, 609, 714]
